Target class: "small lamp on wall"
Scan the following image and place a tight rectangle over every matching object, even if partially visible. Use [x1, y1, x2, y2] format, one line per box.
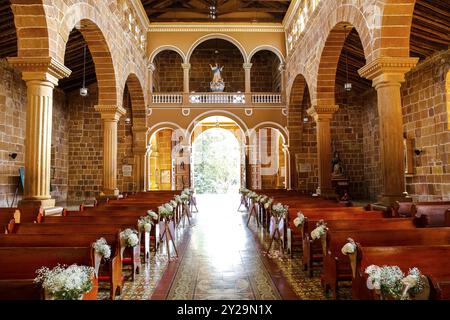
[414, 149, 423, 156]
[125, 117, 131, 125]
[9, 153, 17, 160]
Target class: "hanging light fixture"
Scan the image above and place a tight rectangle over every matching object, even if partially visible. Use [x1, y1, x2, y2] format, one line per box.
[80, 44, 89, 97]
[209, 0, 217, 20]
[344, 26, 352, 92]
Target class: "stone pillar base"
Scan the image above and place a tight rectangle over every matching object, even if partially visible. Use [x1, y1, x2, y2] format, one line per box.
[18, 198, 56, 210]
[377, 194, 412, 207]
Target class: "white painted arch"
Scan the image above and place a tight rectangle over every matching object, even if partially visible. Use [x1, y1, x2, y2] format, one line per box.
[248, 45, 285, 65]
[149, 45, 187, 64]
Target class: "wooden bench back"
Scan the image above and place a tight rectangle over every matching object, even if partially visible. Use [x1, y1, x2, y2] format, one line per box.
[13, 223, 130, 235]
[413, 204, 450, 227]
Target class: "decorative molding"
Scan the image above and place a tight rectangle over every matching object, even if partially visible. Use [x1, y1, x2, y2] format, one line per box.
[283, 0, 301, 29]
[181, 63, 191, 70]
[242, 63, 253, 70]
[146, 107, 152, 116]
[182, 108, 191, 116]
[148, 23, 284, 33]
[148, 63, 156, 72]
[307, 105, 339, 120]
[245, 108, 253, 116]
[94, 105, 127, 120]
[358, 57, 420, 81]
[282, 108, 288, 116]
[7, 56, 72, 80]
[130, 0, 150, 30]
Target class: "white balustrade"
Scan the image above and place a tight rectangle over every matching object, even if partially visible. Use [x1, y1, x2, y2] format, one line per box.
[252, 93, 282, 104]
[152, 93, 183, 104]
[189, 93, 246, 105]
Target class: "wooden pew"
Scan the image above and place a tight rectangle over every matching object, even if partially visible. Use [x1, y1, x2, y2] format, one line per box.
[413, 204, 450, 227]
[393, 201, 450, 218]
[0, 246, 99, 300]
[302, 218, 416, 276]
[11, 223, 141, 281]
[323, 227, 450, 299]
[0, 233, 122, 299]
[353, 244, 450, 300]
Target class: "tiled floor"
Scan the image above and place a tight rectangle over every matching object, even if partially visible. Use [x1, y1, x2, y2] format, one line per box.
[98, 193, 350, 300]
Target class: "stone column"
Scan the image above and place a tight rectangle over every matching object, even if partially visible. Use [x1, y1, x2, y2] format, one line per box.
[149, 136, 159, 190]
[133, 127, 149, 192]
[279, 63, 286, 103]
[95, 105, 126, 196]
[243, 62, 253, 104]
[307, 105, 339, 198]
[181, 63, 191, 103]
[8, 57, 71, 209]
[283, 144, 291, 190]
[144, 150, 151, 191]
[359, 57, 418, 206]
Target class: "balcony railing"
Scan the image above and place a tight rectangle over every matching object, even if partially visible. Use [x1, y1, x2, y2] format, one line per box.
[189, 93, 246, 104]
[252, 93, 282, 104]
[152, 93, 183, 104]
[150, 92, 283, 106]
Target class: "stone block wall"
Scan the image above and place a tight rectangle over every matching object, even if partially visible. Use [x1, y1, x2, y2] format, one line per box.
[0, 59, 27, 207]
[154, 51, 184, 92]
[331, 91, 366, 199]
[67, 84, 103, 201]
[251, 52, 280, 93]
[157, 129, 173, 190]
[402, 49, 450, 201]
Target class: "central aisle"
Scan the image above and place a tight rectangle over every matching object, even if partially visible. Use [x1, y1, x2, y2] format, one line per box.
[165, 193, 283, 300]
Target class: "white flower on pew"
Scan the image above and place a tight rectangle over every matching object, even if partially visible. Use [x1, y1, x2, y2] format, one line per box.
[365, 265, 405, 299]
[259, 196, 268, 204]
[138, 215, 154, 233]
[293, 212, 305, 227]
[341, 238, 356, 255]
[158, 203, 174, 218]
[120, 228, 139, 247]
[311, 220, 327, 240]
[170, 200, 178, 208]
[401, 267, 426, 300]
[239, 187, 250, 195]
[147, 210, 159, 220]
[175, 195, 182, 204]
[247, 191, 258, 200]
[182, 188, 190, 196]
[180, 194, 189, 203]
[271, 203, 288, 218]
[34, 264, 94, 300]
[93, 237, 111, 259]
[264, 198, 274, 210]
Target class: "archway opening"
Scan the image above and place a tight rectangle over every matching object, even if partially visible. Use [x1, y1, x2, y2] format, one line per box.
[148, 128, 175, 191]
[191, 116, 243, 194]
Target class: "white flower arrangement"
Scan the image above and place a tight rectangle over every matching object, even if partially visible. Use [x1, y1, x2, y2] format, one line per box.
[147, 210, 159, 220]
[138, 215, 154, 232]
[170, 200, 178, 208]
[181, 188, 190, 196]
[239, 187, 250, 195]
[401, 268, 426, 299]
[341, 238, 357, 255]
[247, 191, 258, 200]
[120, 228, 139, 247]
[271, 203, 288, 218]
[293, 212, 305, 228]
[34, 264, 94, 300]
[365, 265, 405, 299]
[258, 196, 268, 204]
[158, 203, 174, 218]
[310, 220, 327, 240]
[264, 198, 274, 210]
[180, 193, 189, 203]
[92, 237, 111, 259]
[174, 195, 182, 204]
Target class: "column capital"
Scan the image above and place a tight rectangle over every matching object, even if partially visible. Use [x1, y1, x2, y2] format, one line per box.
[358, 57, 419, 87]
[8, 56, 72, 85]
[95, 105, 126, 121]
[243, 62, 253, 70]
[181, 63, 191, 70]
[307, 105, 339, 121]
[278, 63, 286, 72]
[148, 62, 156, 72]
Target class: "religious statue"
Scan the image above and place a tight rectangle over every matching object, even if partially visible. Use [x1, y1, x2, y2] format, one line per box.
[331, 151, 344, 177]
[209, 63, 225, 92]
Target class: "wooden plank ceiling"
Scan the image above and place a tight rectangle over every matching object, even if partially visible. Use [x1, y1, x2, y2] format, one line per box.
[0, 0, 448, 93]
[141, 0, 291, 23]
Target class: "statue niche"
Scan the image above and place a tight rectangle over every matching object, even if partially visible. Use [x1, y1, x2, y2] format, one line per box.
[210, 63, 225, 92]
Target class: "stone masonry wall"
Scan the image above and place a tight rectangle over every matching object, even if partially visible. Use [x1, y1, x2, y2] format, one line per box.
[67, 83, 103, 201]
[154, 51, 184, 92]
[251, 52, 280, 93]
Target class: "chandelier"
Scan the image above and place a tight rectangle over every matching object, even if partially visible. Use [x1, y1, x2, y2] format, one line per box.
[209, 1, 217, 20]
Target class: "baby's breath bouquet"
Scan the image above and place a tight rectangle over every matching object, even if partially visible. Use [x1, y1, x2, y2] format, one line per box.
[138, 215, 154, 232]
[365, 265, 405, 299]
[120, 228, 139, 247]
[34, 264, 94, 300]
[264, 198, 274, 210]
[239, 187, 250, 195]
[147, 210, 158, 220]
[271, 203, 288, 218]
[247, 191, 258, 200]
[311, 220, 327, 240]
[401, 267, 427, 299]
[158, 203, 174, 219]
[92, 237, 111, 259]
[293, 211, 305, 228]
[180, 193, 189, 203]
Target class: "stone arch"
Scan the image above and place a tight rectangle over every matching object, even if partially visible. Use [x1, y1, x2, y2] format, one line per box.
[251, 122, 288, 146]
[186, 110, 249, 145]
[57, 4, 118, 106]
[315, 22, 368, 106]
[378, 0, 416, 59]
[186, 33, 248, 64]
[149, 45, 187, 64]
[148, 122, 186, 147]
[248, 45, 285, 65]
[10, 0, 51, 58]
[123, 73, 146, 128]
